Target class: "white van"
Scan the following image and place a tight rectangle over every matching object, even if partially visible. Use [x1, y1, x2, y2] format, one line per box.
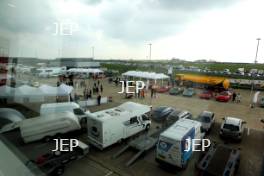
[87, 102, 151, 150]
[155, 119, 204, 169]
[40, 102, 89, 128]
[20, 112, 81, 143]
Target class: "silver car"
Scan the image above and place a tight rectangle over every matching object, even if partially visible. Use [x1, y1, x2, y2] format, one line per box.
[220, 117, 245, 141]
[197, 111, 215, 133]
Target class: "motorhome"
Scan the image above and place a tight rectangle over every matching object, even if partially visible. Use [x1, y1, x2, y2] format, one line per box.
[37, 67, 66, 78]
[40, 102, 89, 128]
[155, 119, 204, 169]
[87, 102, 151, 150]
[20, 112, 81, 143]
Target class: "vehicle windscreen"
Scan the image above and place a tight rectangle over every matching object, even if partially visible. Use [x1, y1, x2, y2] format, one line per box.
[73, 108, 85, 115]
[223, 124, 239, 131]
[201, 116, 211, 123]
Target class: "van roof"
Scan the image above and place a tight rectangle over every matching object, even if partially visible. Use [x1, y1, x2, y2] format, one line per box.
[89, 102, 150, 122]
[20, 112, 79, 128]
[160, 119, 201, 140]
[41, 102, 80, 109]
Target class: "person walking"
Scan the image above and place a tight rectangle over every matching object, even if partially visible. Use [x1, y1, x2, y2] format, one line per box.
[100, 84, 103, 93]
[232, 92, 237, 102]
[150, 87, 154, 98]
[138, 89, 141, 98]
[141, 88, 145, 98]
[236, 93, 241, 103]
[97, 94, 101, 106]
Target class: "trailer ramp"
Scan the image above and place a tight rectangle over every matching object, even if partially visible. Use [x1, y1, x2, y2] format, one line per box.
[112, 130, 162, 167]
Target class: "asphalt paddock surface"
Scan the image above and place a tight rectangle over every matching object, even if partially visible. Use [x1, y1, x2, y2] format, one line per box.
[2, 77, 264, 176]
[62, 122, 264, 176]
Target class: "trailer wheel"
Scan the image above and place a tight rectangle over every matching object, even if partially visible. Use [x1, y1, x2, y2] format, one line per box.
[43, 136, 52, 142]
[145, 124, 150, 131]
[53, 166, 64, 176]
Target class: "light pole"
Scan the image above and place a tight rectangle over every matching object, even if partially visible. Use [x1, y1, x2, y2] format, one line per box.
[149, 43, 152, 60]
[255, 38, 261, 64]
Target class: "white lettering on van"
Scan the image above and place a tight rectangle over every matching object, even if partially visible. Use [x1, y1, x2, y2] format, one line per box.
[184, 139, 211, 152]
[52, 139, 79, 152]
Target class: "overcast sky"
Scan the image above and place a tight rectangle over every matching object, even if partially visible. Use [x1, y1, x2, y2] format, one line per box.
[0, 0, 264, 62]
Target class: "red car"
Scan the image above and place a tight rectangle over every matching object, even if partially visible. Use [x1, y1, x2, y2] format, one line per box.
[156, 86, 171, 93]
[215, 91, 231, 102]
[199, 90, 214, 100]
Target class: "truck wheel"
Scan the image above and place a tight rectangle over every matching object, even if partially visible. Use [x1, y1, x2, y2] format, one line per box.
[70, 155, 77, 160]
[145, 124, 150, 131]
[54, 166, 64, 176]
[43, 136, 52, 142]
[182, 160, 189, 170]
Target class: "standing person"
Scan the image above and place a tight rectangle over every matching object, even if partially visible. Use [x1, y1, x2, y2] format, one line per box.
[97, 94, 101, 106]
[141, 88, 145, 98]
[83, 88, 87, 99]
[89, 89, 92, 98]
[100, 84, 103, 93]
[232, 92, 237, 102]
[98, 80, 100, 85]
[96, 86, 99, 94]
[150, 86, 154, 98]
[154, 88, 157, 98]
[138, 89, 141, 98]
[236, 93, 241, 103]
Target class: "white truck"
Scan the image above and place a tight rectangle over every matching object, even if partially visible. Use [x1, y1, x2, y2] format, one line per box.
[40, 102, 89, 128]
[155, 119, 204, 169]
[87, 102, 151, 150]
[20, 112, 81, 143]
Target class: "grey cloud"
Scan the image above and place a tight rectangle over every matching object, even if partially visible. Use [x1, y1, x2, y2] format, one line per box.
[143, 0, 240, 11]
[98, 0, 239, 43]
[0, 0, 56, 34]
[79, 0, 103, 5]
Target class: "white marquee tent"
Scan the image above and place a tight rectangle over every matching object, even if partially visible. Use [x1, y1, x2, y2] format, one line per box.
[67, 68, 103, 74]
[0, 84, 74, 103]
[122, 71, 169, 83]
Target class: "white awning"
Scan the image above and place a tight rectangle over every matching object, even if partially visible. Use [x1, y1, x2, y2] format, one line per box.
[67, 68, 103, 74]
[122, 71, 169, 80]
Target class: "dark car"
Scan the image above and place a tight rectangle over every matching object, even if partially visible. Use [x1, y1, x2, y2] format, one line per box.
[166, 110, 192, 126]
[169, 87, 184, 95]
[151, 106, 175, 122]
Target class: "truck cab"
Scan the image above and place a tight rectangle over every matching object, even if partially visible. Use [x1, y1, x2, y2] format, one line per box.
[125, 114, 151, 137]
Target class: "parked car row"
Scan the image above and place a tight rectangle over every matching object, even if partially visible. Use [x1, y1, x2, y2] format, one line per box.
[169, 86, 234, 103]
[0, 101, 246, 175]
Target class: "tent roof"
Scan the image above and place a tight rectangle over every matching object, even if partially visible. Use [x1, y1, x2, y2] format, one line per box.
[15, 85, 42, 96]
[67, 68, 103, 73]
[122, 71, 169, 80]
[0, 84, 73, 98]
[39, 84, 73, 96]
